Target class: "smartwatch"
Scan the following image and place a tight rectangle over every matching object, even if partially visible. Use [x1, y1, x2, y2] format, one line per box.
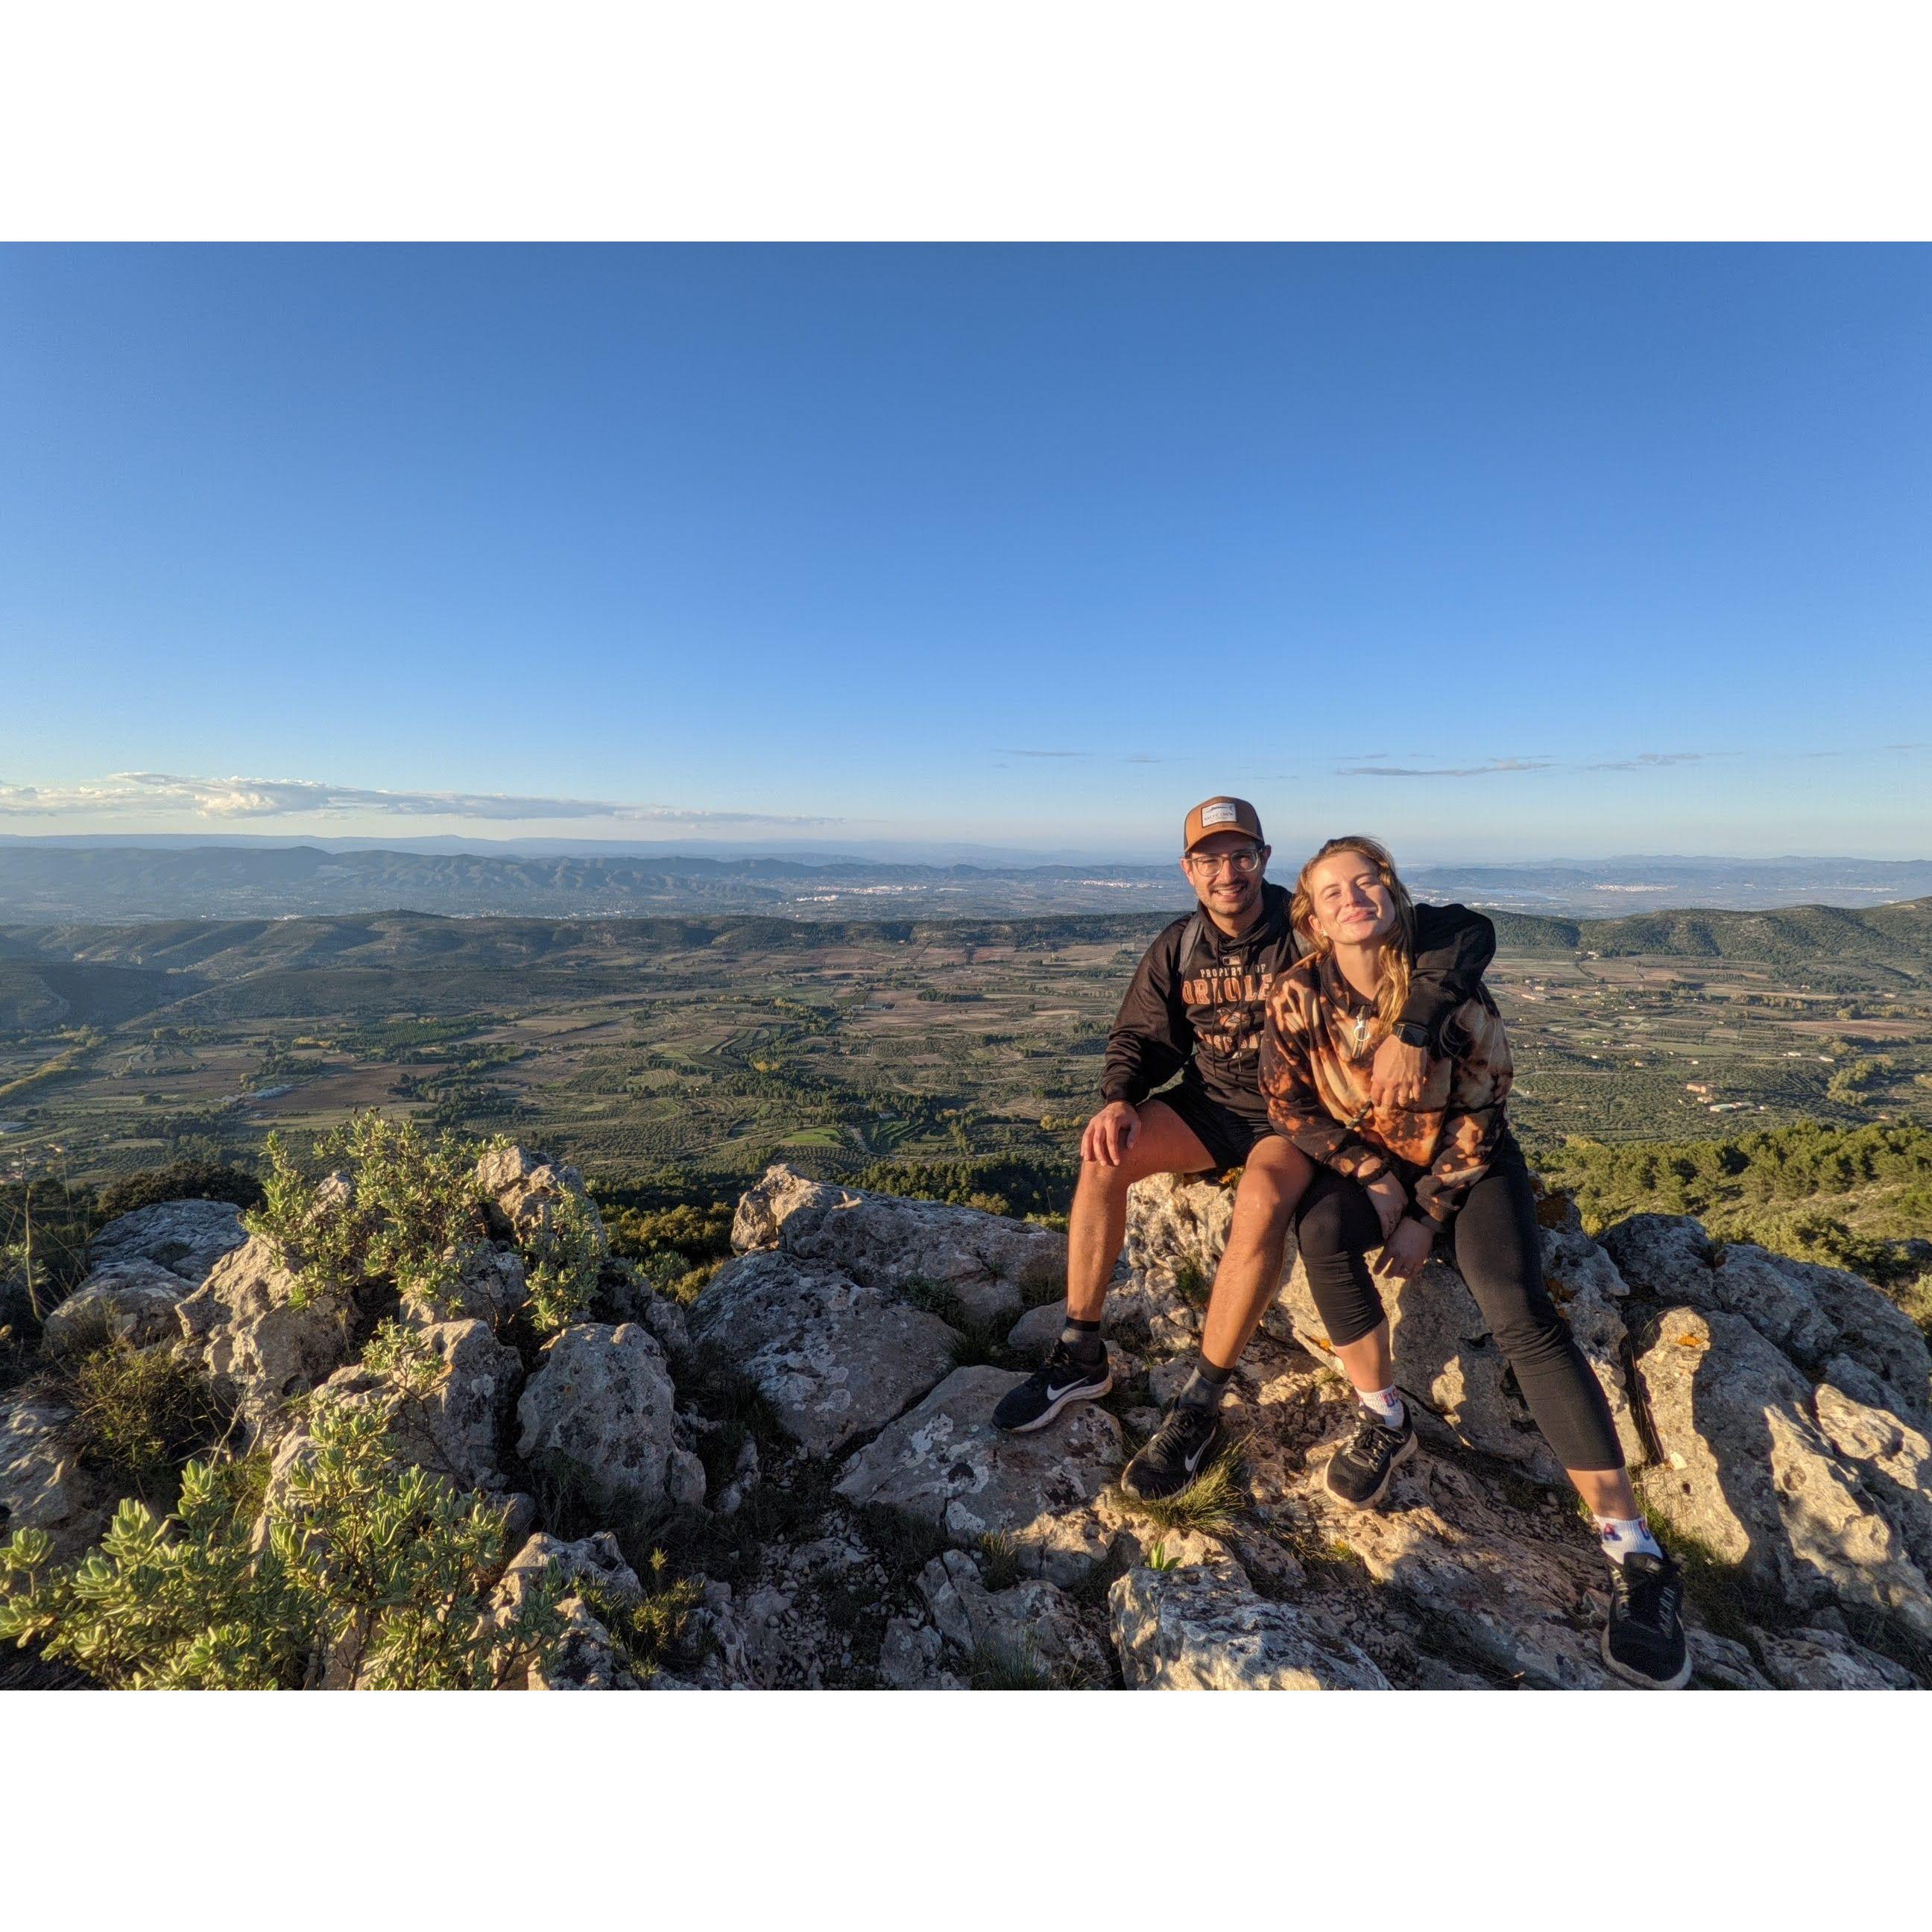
[1392, 1020, 1430, 1049]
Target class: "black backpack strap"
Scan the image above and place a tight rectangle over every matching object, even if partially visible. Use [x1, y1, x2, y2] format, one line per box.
[1177, 911, 1209, 976]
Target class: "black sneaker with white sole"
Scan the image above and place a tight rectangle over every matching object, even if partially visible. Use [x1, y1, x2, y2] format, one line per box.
[1324, 1404, 1418, 1509]
[1119, 1402, 1224, 1502]
[1602, 1550, 1692, 1689]
[992, 1340, 1113, 1433]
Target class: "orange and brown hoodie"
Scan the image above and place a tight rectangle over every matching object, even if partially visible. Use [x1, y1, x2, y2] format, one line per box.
[1259, 951, 1514, 1226]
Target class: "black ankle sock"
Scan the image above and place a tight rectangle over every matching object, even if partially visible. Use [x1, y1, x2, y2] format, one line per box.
[1177, 1357, 1233, 1412]
[1061, 1315, 1105, 1364]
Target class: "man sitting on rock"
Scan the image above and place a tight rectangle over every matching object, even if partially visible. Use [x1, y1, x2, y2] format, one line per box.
[994, 797, 1496, 1503]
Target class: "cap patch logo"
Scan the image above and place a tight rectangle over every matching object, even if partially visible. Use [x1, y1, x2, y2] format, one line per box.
[1201, 802, 1238, 827]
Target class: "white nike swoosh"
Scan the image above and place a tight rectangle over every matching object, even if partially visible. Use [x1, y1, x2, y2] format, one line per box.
[1184, 1439, 1210, 1473]
[1044, 1380, 1090, 1401]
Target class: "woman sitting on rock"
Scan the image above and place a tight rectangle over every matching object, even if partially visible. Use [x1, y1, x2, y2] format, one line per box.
[1259, 834, 1690, 1689]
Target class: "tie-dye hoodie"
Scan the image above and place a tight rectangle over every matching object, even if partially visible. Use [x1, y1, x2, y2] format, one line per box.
[1259, 950, 1514, 1225]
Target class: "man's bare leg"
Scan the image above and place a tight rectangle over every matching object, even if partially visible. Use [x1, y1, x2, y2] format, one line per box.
[1197, 1134, 1316, 1370]
[1064, 1099, 1215, 1323]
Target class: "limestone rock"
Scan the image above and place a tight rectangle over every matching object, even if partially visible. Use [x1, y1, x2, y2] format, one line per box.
[0, 1392, 107, 1559]
[491, 1531, 644, 1690]
[1111, 1563, 1392, 1690]
[1752, 1626, 1919, 1691]
[1115, 1172, 1225, 1351]
[1602, 1213, 1931, 1422]
[878, 1616, 962, 1689]
[1636, 1307, 1932, 1638]
[87, 1196, 249, 1288]
[42, 1259, 196, 1354]
[834, 1366, 1124, 1586]
[1006, 1302, 1067, 1358]
[423, 1243, 528, 1328]
[1812, 1380, 1932, 1582]
[319, 1319, 523, 1491]
[731, 1163, 859, 1252]
[516, 1322, 704, 1515]
[916, 1549, 1110, 1685]
[688, 1251, 959, 1457]
[177, 1234, 359, 1438]
[476, 1144, 607, 1253]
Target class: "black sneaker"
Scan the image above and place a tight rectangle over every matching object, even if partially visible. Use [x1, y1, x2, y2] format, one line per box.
[1120, 1402, 1225, 1502]
[992, 1339, 1113, 1433]
[1602, 1550, 1691, 1689]
[1324, 1404, 1417, 1509]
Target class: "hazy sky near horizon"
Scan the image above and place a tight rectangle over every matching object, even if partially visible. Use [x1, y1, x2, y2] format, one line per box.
[2, 244, 1928, 861]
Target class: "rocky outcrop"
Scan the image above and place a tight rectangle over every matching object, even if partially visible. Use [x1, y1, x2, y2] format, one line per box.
[42, 1197, 253, 1357]
[476, 1144, 607, 1251]
[0, 1392, 107, 1559]
[176, 1234, 361, 1438]
[42, 1260, 196, 1354]
[916, 1548, 1110, 1686]
[1635, 1307, 1932, 1638]
[688, 1251, 959, 1456]
[731, 1161, 1065, 1325]
[516, 1322, 706, 1515]
[491, 1532, 645, 1690]
[1111, 1559, 1392, 1690]
[835, 1366, 1124, 1586]
[87, 1197, 250, 1288]
[319, 1319, 523, 1492]
[1603, 1213, 1931, 1423]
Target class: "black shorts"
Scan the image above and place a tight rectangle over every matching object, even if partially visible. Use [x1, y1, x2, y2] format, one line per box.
[1146, 1082, 1272, 1174]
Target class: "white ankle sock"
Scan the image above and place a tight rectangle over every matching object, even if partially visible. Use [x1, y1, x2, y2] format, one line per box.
[1594, 1515, 1664, 1565]
[1358, 1386, 1406, 1430]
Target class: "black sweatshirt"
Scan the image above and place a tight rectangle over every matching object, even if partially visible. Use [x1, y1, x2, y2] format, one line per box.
[1098, 883, 1496, 1125]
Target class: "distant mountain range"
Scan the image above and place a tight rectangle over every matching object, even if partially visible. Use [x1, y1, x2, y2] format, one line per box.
[1, 841, 1929, 924]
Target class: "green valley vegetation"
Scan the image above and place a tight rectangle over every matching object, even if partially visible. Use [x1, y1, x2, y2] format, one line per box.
[1540, 1117, 1932, 1327]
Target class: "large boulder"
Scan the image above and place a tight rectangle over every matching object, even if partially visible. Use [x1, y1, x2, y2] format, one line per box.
[176, 1234, 360, 1439]
[730, 1162, 1064, 1325]
[687, 1251, 959, 1457]
[318, 1319, 523, 1491]
[42, 1259, 198, 1354]
[1110, 1560, 1392, 1690]
[1602, 1214, 1931, 1422]
[833, 1366, 1124, 1586]
[87, 1197, 249, 1287]
[516, 1322, 705, 1515]
[1635, 1307, 1932, 1638]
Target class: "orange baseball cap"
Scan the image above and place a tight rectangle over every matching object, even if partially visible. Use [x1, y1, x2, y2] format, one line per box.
[1182, 796, 1265, 853]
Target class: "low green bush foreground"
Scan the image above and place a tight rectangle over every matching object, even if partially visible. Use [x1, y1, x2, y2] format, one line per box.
[1, 1397, 567, 1690]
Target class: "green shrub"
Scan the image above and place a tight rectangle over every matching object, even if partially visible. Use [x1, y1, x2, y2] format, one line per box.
[0, 1396, 564, 1690]
[63, 1338, 227, 1506]
[523, 1186, 604, 1334]
[247, 1114, 487, 1316]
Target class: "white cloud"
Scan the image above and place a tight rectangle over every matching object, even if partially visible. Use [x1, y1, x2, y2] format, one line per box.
[0, 772, 833, 827]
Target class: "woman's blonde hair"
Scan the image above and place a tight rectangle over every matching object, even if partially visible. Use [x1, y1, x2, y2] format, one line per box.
[1290, 835, 1418, 1040]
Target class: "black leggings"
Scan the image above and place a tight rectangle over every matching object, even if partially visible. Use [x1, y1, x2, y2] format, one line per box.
[1289, 1137, 1624, 1473]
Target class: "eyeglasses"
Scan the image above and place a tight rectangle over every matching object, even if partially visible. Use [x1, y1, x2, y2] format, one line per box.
[1186, 846, 1264, 876]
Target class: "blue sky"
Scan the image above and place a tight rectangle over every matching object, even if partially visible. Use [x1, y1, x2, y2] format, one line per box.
[1, 244, 1927, 860]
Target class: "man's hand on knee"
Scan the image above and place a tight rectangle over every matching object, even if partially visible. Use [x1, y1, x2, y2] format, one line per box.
[1081, 1101, 1141, 1167]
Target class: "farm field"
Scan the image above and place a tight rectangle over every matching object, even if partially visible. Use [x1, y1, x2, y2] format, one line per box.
[2, 907, 1929, 1198]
